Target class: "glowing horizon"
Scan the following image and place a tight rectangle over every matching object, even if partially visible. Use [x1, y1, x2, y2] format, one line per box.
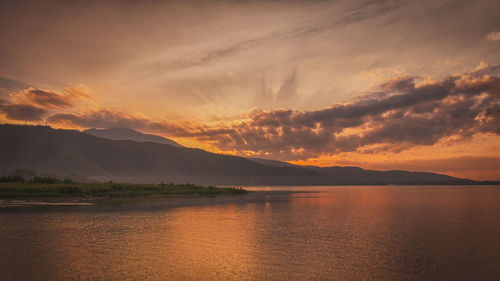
[1, 0, 499, 180]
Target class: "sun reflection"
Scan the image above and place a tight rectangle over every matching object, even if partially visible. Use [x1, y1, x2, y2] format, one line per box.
[157, 204, 259, 280]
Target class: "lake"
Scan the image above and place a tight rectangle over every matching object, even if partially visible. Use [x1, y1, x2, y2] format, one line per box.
[1, 185, 499, 280]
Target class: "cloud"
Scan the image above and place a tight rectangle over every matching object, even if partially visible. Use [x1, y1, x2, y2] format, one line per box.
[0, 76, 30, 97]
[2, 0, 499, 122]
[47, 109, 194, 137]
[0, 76, 29, 92]
[276, 69, 299, 102]
[486, 31, 500, 41]
[0, 103, 47, 121]
[48, 109, 150, 129]
[0, 87, 91, 122]
[9, 87, 89, 109]
[46, 67, 500, 160]
[151, 10, 372, 71]
[256, 70, 301, 107]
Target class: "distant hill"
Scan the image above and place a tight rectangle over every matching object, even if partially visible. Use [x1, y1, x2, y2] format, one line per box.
[246, 157, 298, 167]
[84, 127, 183, 147]
[0, 124, 487, 186]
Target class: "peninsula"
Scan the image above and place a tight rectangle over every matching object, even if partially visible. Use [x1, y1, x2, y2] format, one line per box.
[0, 176, 247, 199]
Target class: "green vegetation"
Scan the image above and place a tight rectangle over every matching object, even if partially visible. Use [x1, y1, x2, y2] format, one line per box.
[0, 176, 247, 198]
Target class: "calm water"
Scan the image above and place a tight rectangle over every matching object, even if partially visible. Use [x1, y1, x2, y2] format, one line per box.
[1, 185, 499, 280]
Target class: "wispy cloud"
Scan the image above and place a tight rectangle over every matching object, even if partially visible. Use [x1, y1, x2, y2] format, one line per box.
[486, 31, 500, 41]
[149, 0, 403, 71]
[1, 0, 499, 120]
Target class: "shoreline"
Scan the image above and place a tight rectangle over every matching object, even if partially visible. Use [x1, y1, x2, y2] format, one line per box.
[0, 180, 249, 205]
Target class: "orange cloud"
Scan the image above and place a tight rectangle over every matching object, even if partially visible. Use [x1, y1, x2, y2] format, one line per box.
[0, 87, 92, 122]
[44, 67, 500, 163]
[486, 31, 500, 41]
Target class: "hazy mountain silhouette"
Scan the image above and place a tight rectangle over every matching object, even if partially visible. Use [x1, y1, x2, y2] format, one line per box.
[84, 127, 183, 147]
[246, 157, 299, 167]
[0, 124, 487, 185]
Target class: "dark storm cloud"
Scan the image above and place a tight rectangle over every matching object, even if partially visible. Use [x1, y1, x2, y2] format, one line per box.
[47, 68, 500, 160]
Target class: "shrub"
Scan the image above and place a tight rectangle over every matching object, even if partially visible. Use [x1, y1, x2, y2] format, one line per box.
[0, 175, 25, 182]
[63, 178, 75, 184]
[32, 176, 58, 184]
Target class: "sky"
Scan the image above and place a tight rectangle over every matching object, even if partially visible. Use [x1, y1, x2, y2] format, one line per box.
[0, 0, 499, 180]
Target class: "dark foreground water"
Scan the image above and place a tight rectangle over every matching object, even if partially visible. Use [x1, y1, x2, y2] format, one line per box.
[1, 185, 499, 280]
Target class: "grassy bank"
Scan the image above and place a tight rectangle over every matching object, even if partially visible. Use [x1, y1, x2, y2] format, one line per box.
[0, 176, 247, 198]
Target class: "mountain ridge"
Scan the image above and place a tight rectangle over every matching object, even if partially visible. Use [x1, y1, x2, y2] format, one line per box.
[0, 124, 493, 185]
[84, 127, 183, 147]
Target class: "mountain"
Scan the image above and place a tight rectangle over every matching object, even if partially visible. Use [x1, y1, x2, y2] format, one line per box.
[0, 124, 486, 185]
[84, 127, 183, 147]
[246, 157, 298, 167]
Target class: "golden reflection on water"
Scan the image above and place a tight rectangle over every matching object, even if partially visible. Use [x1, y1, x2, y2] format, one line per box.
[0, 186, 499, 280]
[158, 204, 259, 280]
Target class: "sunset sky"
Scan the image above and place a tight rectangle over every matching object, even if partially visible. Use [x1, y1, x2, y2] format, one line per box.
[0, 0, 499, 180]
